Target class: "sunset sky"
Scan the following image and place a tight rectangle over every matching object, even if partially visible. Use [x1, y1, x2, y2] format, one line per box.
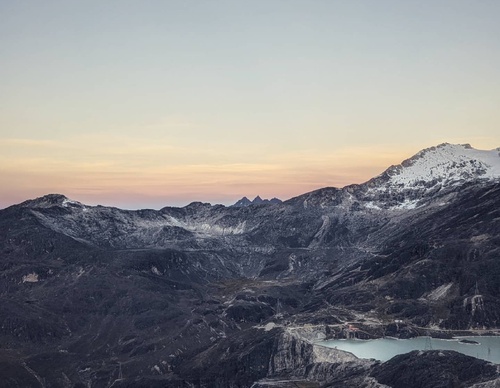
[1, 1, 499, 209]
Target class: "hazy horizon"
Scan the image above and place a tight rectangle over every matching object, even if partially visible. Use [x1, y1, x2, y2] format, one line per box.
[2, 141, 498, 210]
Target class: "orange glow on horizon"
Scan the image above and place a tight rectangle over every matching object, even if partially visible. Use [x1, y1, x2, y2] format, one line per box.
[2, 135, 498, 209]
[0, 144, 411, 209]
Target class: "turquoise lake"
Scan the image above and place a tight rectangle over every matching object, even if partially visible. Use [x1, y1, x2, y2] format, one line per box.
[320, 336, 500, 363]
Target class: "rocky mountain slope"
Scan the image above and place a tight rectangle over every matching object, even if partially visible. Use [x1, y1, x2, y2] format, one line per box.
[0, 143, 499, 387]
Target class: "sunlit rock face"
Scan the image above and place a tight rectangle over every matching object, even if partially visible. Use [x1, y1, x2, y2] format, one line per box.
[1, 144, 499, 386]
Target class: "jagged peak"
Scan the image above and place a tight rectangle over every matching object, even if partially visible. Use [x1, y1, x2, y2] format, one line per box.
[232, 195, 282, 207]
[232, 197, 252, 207]
[252, 195, 263, 204]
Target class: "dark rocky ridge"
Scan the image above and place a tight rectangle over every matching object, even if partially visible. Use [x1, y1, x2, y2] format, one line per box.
[1, 143, 500, 387]
[370, 350, 498, 388]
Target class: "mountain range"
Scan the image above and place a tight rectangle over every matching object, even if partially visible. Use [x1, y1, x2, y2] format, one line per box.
[232, 196, 283, 207]
[1, 142, 499, 387]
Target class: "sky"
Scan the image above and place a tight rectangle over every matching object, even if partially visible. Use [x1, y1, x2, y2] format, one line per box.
[1, 0, 499, 209]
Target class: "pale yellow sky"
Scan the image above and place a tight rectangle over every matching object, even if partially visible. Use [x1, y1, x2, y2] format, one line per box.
[1, 1, 499, 208]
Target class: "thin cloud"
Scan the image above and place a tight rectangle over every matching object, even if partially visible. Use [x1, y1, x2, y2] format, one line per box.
[0, 138, 64, 148]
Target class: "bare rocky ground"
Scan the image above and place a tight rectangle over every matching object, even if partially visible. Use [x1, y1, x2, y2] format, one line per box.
[1, 144, 500, 387]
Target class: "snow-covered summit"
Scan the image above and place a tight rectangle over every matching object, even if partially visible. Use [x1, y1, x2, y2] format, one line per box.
[376, 143, 500, 189]
[352, 143, 500, 211]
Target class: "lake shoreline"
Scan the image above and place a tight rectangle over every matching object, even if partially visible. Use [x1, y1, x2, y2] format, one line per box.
[322, 320, 500, 341]
[318, 335, 500, 364]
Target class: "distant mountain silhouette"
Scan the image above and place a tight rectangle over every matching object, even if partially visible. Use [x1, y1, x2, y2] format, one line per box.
[232, 195, 282, 207]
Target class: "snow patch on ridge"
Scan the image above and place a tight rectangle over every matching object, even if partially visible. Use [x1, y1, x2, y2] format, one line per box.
[22, 273, 39, 283]
[166, 216, 247, 236]
[425, 283, 454, 301]
[392, 199, 419, 210]
[364, 202, 382, 210]
[62, 198, 82, 207]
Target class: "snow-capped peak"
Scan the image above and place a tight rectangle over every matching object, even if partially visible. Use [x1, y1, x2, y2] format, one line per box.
[356, 143, 500, 211]
[379, 143, 500, 188]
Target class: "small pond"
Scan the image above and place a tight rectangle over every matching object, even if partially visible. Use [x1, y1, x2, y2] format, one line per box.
[320, 336, 500, 363]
